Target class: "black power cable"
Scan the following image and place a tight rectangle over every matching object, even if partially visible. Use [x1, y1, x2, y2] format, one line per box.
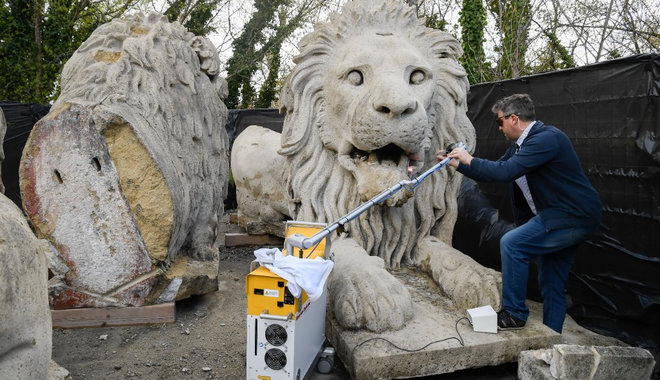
[351, 317, 470, 355]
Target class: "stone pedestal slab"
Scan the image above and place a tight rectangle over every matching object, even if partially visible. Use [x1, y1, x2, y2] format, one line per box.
[326, 267, 623, 379]
[326, 267, 561, 379]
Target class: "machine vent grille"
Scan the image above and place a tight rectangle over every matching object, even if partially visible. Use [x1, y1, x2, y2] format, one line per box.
[265, 324, 287, 346]
[265, 348, 287, 370]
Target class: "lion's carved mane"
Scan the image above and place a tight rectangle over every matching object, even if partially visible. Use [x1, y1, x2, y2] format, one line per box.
[52, 13, 229, 262]
[278, 0, 476, 268]
[20, 13, 229, 308]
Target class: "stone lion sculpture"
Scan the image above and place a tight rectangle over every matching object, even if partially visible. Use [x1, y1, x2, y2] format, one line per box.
[20, 13, 229, 309]
[0, 192, 52, 379]
[232, 0, 501, 332]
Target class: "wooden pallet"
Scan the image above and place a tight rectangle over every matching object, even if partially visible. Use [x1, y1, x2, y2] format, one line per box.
[224, 232, 282, 247]
[51, 302, 175, 329]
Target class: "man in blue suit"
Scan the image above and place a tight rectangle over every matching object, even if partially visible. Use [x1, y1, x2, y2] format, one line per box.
[439, 94, 601, 333]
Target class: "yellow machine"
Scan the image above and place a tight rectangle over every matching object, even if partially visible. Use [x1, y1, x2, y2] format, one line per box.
[246, 221, 330, 380]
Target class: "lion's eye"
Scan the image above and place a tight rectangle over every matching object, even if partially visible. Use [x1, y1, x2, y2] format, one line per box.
[347, 70, 363, 86]
[410, 70, 426, 84]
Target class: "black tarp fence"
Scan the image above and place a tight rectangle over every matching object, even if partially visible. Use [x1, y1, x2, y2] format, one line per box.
[0, 101, 50, 206]
[2, 54, 658, 352]
[455, 53, 660, 350]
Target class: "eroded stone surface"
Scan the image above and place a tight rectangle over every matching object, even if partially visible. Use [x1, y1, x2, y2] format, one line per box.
[48, 360, 72, 380]
[0, 193, 52, 379]
[519, 344, 655, 380]
[231, 0, 498, 333]
[327, 268, 625, 379]
[0, 107, 5, 193]
[20, 13, 229, 308]
[550, 344, 596, 379]
[518, 349, 554, 380]
[231, 125, 288, 236]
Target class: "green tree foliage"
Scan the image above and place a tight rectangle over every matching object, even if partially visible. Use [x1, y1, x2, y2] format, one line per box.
[0, 0, 137, 103]
[225, 0, 320, 109]
[459, 0, 490, 84]
[224, 0, 282, 109]
[489, 0, 532, 79]
[255, 34, 282, 108]
[164, 0, 220, 36]
[424, 13, 447, 31]
[534, 29, 576, 72]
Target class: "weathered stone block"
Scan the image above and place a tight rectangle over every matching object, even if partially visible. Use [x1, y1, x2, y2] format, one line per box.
[592, 346, 655, 380]
[550, 344, 596, 379]
[0, 193, 52, 379]
[518, 349, 553, 380]
[19, 13, 229, 309]
[520, 344, 655, 380]
[48, 360, 72, 380]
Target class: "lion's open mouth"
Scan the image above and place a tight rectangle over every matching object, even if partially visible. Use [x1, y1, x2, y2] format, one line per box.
[349, 143, 422, 177]
[337, 143, 423, 206]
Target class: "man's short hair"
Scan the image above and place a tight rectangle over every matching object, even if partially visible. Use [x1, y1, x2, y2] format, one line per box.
[491, 93, 536, 121]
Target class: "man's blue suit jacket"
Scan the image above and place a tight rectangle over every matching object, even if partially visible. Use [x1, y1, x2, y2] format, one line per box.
[457, 121, 602, 231]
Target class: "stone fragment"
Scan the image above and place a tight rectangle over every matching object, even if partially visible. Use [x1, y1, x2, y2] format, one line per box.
[47, 360, 72, 380]
[591, 345, 655, 380]
[518, 344, 655, 380]
[0, 193, 52, 379]
[19, 13, 229, 308]
[550, 344, 596, 379]
[518, 349, 554, 380]
[149, 255, 219, 304]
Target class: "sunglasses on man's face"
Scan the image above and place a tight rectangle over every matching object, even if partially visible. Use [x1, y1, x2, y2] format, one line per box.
[495, 113, 517, 126]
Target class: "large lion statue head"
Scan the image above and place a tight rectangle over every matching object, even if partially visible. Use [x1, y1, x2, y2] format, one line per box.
[278, 0, 475, 268]
[20, 13, 229, 308]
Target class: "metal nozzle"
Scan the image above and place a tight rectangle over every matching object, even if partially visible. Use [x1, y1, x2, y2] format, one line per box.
[445, 141, 468, 154]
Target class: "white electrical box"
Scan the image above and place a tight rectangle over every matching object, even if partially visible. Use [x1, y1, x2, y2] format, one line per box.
[467, 305, 497, 334]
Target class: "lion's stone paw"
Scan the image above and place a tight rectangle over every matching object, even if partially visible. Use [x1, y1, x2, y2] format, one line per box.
[329, 264, 413, 332]
[447, 265, 502, 310]
[419, 238, 502, 310]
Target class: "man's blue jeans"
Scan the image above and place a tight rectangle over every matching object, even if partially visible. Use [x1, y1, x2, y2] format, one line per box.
[500, 215, 597, 333]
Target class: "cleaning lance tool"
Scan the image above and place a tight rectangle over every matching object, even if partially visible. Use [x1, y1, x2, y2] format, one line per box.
[285, 142, 468, 255]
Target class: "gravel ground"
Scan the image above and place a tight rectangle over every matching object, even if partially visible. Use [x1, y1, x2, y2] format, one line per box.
[52, 245, 256, 379]
[49, 214, 657, 379]
[51, 242, 524, 380]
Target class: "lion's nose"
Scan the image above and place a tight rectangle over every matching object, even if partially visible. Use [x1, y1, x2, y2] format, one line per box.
[374, 102, 416, 117]
[372, 88, 417, 118]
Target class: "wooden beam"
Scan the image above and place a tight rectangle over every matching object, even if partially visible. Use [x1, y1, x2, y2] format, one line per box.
[229, 212, 239, 224]
[225, 232, 282, 247]
[51, 303, 175, 329]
